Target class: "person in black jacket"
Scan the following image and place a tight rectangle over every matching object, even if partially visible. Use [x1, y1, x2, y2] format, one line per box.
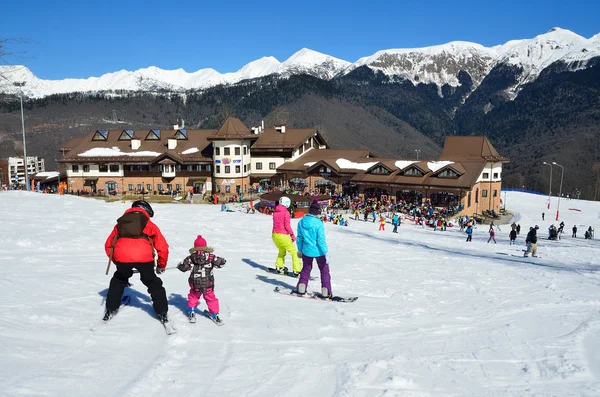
[572, 225, 577, 238]
[524, 226, 539, 257]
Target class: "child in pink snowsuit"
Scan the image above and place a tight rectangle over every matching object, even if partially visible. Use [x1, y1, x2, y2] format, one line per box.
[177, 235, 226, 322]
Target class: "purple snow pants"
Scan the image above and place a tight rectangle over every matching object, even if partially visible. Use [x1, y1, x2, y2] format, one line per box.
[297, 255, 332, 295]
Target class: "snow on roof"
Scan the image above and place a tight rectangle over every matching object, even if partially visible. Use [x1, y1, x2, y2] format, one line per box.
[395, 160, 416, 170]
[336, 158, 378, 170]
[35, 172, 60, 179]
[427, 161, 454, 172]
[78, 147, 161, 157]
[181, 147, 199, 155]
[304, 162, 316, 167]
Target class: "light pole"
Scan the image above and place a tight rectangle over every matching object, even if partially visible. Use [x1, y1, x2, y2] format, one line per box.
[14, 82, 30, 191]
[415, 149, 421, 160]
[542, 161, 552, 210]
[552, 162, 564, 221]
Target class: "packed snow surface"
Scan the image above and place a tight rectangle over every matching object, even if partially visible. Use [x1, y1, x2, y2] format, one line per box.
[1, 191, 600, 396]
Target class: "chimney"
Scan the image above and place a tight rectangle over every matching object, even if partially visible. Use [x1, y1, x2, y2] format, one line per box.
[168, 138, 177, 150]
[261, 120, 264, 131]
[131, 139, 141, 150]
[173, 123, 179, 130]
[181, 119, 185, 128]
[276, 125, 286, 133]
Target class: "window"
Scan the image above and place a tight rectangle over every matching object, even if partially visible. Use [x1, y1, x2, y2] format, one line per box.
[493, 173, 499, 179]
[215, 147, 220, 156]
[167, 184, 173, 191]
[92, 130, 108, 141]
[109, 165, 119, 172]
[256, 162, 262, 170]
[206, 165, 211, 172]
[216, 165, 221, 173]
[176, 184, 182, 191]
[224, 147, 230, 156]
[174, 130, 187, 140]
[146, 130, 160, 140]
[475, 188, 479, 203]
[225, 185, 231, 193]
[243, 165, 247, 172]
[147, 184, 152, 192]
[404, 167, 423, 176]
[269, 162, 276, 170]
[157, 184, 163, 191]
[438, 169, 458, 178]
[72, 165, 79, 173]
[243, 146, 247, 155]
[119, 130, 133, 140]
[99, 165, 108, 173]
[468, 191, 472, 207]
[235, 165, 240, 173]
[370, 166, 390, 175]
[299, 146, 304, 155]
[482, 189, 488, 197]
[158, 165, 163, 172]
[137, 184, 143, 191]
[482, 173, 489, 179]
[83, 165, 90, 172]
[128, 184, 134, 191]
[493, 190, 498, 197]
[176, 165, 181, 172]
[235, 147, 240, 156]
[236, 185, 241, 194]
[187, 165, 193, 171]
[225, 166, 230, 174]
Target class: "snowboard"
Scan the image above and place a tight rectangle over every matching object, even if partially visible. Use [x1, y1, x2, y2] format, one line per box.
[90, 295, 131, 331]
[274, 287, 358, 303]
[265, 267, 316, 280]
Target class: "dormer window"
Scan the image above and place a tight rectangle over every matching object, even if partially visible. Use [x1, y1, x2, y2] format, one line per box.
[404, 167, 424, 176]
[119, 129, 134, 141]
[319, 166, 331, 173]
[92, 130, 109, 141]
[146, 129, 161, 140]
[174, 129, 188, 140]
[437, 168, 459, 178]
[370, 165, 390, 175]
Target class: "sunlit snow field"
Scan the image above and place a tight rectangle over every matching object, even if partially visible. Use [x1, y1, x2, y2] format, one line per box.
[1, 191, 599, 397]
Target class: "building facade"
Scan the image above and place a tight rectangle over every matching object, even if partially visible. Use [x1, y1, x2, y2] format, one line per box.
[5, 156, 45, 188]
[57, 117, 508, 215]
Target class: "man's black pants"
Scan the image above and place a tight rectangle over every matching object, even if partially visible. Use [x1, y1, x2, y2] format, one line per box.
[106, 261, 168, 315]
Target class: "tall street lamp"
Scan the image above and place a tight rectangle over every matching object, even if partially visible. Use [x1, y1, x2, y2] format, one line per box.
[14, 82, 30, 191]
[552, 162, 564, 221]
[415, 149, 421, 160]
[542, 161, 552, 210]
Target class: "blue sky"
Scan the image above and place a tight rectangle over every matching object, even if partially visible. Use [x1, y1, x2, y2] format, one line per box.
[1, 0, 599, 79]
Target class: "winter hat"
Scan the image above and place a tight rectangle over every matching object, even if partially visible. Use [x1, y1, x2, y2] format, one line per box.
[309, 198, 321, 215]
[194, 235, 207, 248]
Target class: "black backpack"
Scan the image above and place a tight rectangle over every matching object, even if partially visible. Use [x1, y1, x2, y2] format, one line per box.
[117, 211, 149, 239]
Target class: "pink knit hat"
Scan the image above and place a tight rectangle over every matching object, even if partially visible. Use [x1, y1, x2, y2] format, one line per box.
[194, 235, 207, 248]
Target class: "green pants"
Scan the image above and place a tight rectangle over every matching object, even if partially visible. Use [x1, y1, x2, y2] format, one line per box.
[272, 233, 302, 273]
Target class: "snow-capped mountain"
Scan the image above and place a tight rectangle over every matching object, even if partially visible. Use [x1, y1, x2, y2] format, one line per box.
[0, 27, 598, 99]
[347, 41, 497, 88]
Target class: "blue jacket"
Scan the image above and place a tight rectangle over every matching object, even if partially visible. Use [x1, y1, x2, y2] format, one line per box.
[466, 226, 473, 235]
[296, 214, 328, 257]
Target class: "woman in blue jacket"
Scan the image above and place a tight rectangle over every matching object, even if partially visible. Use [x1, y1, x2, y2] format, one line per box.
[296, 199, 332, 297]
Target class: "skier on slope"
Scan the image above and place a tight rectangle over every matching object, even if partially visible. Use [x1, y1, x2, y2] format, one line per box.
[272, 196, 302, 276]
[295, 199, 333, 298]
[177, 235, 226, 324]
[524, 225, 539, 257]
[103, 200, 170, 324]
[465, 223, 473, 242]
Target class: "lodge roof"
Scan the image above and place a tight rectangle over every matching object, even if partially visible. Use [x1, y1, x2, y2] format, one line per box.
[440, 136, 509, 163]
[209, 117, 256, 140]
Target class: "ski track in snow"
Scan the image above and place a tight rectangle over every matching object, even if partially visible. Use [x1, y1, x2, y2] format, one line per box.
[1, 191, 600, 396]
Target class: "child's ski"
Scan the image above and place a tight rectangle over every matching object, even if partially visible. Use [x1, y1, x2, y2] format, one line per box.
[90, 295, 131, 331]
[274, 287, 358, 303]
[200, 310, 225, 326]
[264, 267, 316, 280]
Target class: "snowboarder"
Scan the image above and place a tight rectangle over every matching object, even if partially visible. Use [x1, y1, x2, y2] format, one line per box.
[295, 199, 333, 297]
[509, 228, 517, 245]
[272, 196, 301, 276]
[524, 226, 539, 257]
[487, 227, 497, 243]
[177, 235, 226, 324]
[572, 225, 577, 238]
[103, 200, 170, 323]
[465, 223, 473, 242]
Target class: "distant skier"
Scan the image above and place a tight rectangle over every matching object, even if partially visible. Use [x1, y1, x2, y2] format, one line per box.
[572, 225, 577, 238]
[272, 196, 301, 275]
[379, 215, 386, 231]
[516, 224, 521, 235]
[177, 235, 226, 324]
[487, 227, 497, 244]
[392, 213, 399, 233]
[542, 212, 545, 221]
[295, 199, 333, 298]
[465, 223, 473, 242]
[509, 228, 517, 245]
[103, 200, 170, 323]
[524, 225, 539, 257]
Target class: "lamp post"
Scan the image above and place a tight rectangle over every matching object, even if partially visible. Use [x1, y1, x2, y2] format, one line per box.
[552, 162, 564, 221]
[14, 82, 30, 191]
[415, 149, 421, 160]
[542, 161, 552, 210]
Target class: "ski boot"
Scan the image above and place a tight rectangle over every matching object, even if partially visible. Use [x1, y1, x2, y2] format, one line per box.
[290, 271, 300, 278]
[209, 312, 223, 325]
[157, 313, 169, 324]
[275, 266, 287, 275]
[188, 308, 197, 323]
[320, 287, 333, 300]
[102, 309, 117, 322]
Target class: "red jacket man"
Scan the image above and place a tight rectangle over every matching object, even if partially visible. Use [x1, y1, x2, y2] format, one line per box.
[103, 200, 170, 324]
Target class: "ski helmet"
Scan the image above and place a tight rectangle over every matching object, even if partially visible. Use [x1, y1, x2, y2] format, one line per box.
[132, 200, 154, 218]
[278, 196, 291, 208]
